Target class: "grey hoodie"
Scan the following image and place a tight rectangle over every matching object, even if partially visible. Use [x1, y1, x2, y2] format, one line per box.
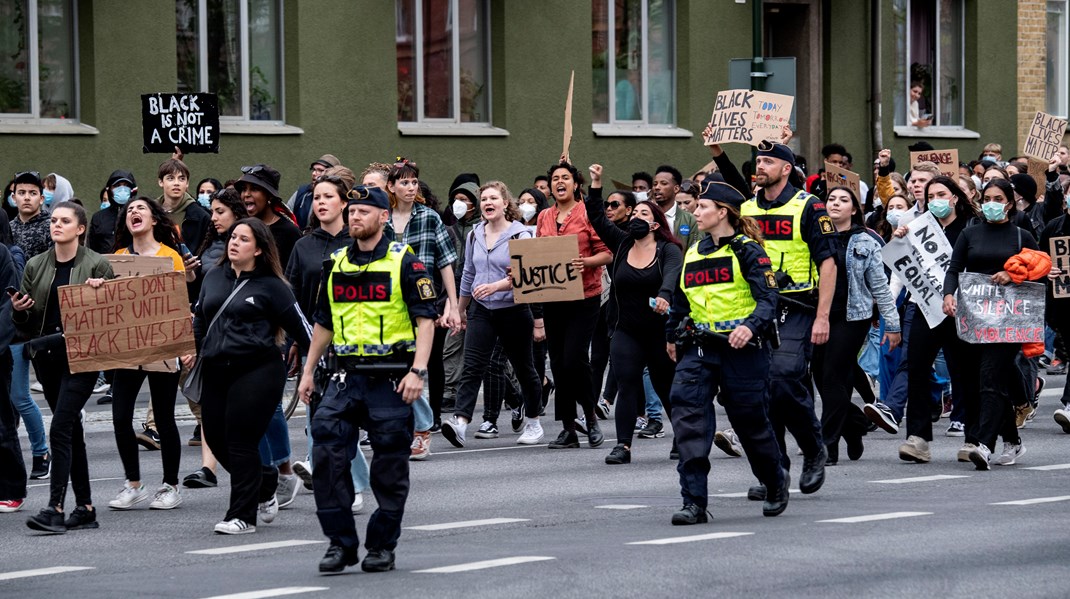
[459, 218, 532, 310]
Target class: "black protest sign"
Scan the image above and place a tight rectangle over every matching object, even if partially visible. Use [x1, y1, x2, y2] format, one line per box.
[142, 93, 220, 154]
[1050, 236, 1070, 299]
[954, 272, 1045, 344]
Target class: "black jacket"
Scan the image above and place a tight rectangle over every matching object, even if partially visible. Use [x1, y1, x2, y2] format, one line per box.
[0, 244, 19, 348]
[177, 199, 211, 255]
[88, 204, 121, 254]
[285, 227, 350, 320]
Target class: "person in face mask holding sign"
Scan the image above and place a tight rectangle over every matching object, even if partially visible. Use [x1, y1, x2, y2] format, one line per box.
[88, 170, 137, 255]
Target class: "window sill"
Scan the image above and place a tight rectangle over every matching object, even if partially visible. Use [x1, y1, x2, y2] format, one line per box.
[220, 121, 304, 135]
[893, 126, 980, 140]
[0, 121, 99, 135]
[593, 124, 693, 138]
[398, 123, 509, 137]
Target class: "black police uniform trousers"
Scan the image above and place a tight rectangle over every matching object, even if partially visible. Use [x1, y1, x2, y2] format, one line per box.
[768, 301, 824, 470]
[0, 349, 26, 503]
[670, 343, 784, 510]
[312, 372, 414, 551]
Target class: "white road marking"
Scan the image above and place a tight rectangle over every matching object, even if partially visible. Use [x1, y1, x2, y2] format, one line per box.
[199, 587, 328, 599]
[414, 556, 555, 573]
[187, 540, 325, 555]
[435, 438, 621, 455]
[595, 504, 648, 510]
[991, 495, 1070, 506]
[627, 532, 754, 545]
[405, 517, 529, 531]
[0, 566, 93, 581]
[26, 477, 124, 489]
[1022, 463, 1070, 471]
[710, 490, 799, 498]
[818, 511, 932, 524]
[869, 474, 970, 484]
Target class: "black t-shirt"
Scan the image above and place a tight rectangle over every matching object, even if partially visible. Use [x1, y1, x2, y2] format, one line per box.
[831, 230, 850, 316]
[944, 220, 1038, 295]
[44, 257, 74, 334]
[269, 217, 303, 272]
[613, 254, 665, 335]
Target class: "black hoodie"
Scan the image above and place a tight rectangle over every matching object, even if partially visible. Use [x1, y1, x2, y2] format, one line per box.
[285, 226, 351, 319]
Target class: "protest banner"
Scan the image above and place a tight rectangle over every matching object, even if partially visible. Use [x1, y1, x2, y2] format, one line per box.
[142, 93, 220, 153]
[562, 70, 574, 162]
[60, 271, 195, 373]
[954, 272, 1045, 344]
[706, 89, 793, 147]
[822, 162, 861, 200]
[881, 211, 954, 328]
[909, 149, 959, 179]
[107, 254, 175, 278]
[509, 235, 583, 304]
[1050, 236, 1070, 299]
[1028, 157, 1048, 201]
[1024, 111, 1068, 161]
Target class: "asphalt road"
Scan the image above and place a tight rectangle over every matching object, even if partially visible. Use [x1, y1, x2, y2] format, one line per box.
[2, 375, 1069, 599]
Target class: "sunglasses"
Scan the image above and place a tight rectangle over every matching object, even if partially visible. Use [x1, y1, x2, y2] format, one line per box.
[679, 180, 698, 193]
[604, 201, 622, 209]
[15, 170, 40, 180]
[240, 165, 265, 176]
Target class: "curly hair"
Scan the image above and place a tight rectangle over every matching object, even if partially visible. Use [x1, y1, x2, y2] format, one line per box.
[478, 181, 521, 222]
[112, 196, 181, 253]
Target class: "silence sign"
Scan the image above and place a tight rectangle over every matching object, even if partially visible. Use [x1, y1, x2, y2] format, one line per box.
[909, 149, 959, 179]
[142, 93, 220, 153]
[954, 272, 1045, 344]
[509, 235, 583, 304]
[706, 89, 794, 147]
[60, 271, 195, 373]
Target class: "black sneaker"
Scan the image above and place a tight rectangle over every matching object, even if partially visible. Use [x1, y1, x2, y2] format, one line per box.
[29, 453, 51, 480]
[361, 548, 396, 572]
[547, 430, 579, 449]
[95, 394, 112, 405]
[183, 467, 218, 489]
[64, 505, 100, 530]
[319, 543, 360, 574]
[188, 424, 202, 447]
[510, 407, 523, 433]
[136, 426, 161, 450]
[637, 419, 665, 439]
[1049, 360, 1068, 375]
[605, 443, 631, 464]
[747, 484, 766, 501]
[671, 503, 709, 525]
[863, 402, 900, 434]
[429, 422, 442, 434]
[799, 446, 828, 494]
[26, 507, 66, 534]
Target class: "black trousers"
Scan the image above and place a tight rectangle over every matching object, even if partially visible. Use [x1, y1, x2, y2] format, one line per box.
[905, 316, 974, 442]
[32, 344, 97, 509]
[428, 326, 448, 426]
[201, 357, 285, 525]
[961, 342, 1021, 451]
[671, 344, 783, 509]
[543, 296, 600, 426]
[610, 326, 674, 446]
[590, 302, 611, 400]
[813, 317, 870, 450]
[768, 302, 824, 470]
[481, 340, 523, 423]
[455, 304, 541, 421]
[0, 349, 26, 502]
[111, 368, 182, 486]
[1049, 308, 1070, 406]
[312, 372, 414, 551]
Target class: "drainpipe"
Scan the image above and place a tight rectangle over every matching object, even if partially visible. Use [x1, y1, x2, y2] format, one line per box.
[871, 0, 883, 153]
[751, 0, 764, 165]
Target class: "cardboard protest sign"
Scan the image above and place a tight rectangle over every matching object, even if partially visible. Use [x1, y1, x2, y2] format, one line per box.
[882, 211, 954, 328]
[1024, 111, 1068, 161]
[509, 235, 583, 304]
[107, 254, 175, 278]
[562, 71, 575, 162]
[60, 271, 195, 373]
[910, 149, 959, 179]
[954, 272, 1045, 344]
[1027, 157, 1048, 201]
[1050, 236, 1070, 299]
[706, 89, 793, 147]
[142, 93, 219, 153]
[822, 162, 861, 200]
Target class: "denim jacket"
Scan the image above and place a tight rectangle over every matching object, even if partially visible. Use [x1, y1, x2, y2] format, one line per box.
[844, 228, 901, 332]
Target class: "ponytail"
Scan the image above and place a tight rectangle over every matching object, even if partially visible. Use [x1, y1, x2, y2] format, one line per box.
[720, 203, 765, 246]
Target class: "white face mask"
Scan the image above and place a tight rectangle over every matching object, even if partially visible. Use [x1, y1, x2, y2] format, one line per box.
[519, 203, 537, 222]
[452, 199, 469, 219]
[634, 191, 649, 202]
[885, 209, 907, 228]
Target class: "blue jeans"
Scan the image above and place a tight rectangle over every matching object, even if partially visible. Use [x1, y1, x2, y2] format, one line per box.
[642, 368, 661, 421]
[305, 417, 369, 493]
[858, 324, 881, 378]
[413, 381, 433, 432]
[10, 343, 47, 456]
[258, 401, 292, 468]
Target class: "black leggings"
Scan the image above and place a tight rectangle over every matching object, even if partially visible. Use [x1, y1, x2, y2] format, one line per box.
[543, 296, 600, 428]
[111, 368, 181, 486]
[610, 326, 674, 446]
[201, 356, 285, 525]
[454, 303, 541, 421]
[905, 315, 973, 442]
[812, 317, 871, 450]
[428, 326, 448, 426]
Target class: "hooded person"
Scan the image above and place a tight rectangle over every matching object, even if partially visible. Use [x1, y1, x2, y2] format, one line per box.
[1009, 173, 1044, 238]
[235, 163, 302, 273]
[287, 154, 341, 230]
[88, 170, 137, 254]
[43, 173, 74, 208]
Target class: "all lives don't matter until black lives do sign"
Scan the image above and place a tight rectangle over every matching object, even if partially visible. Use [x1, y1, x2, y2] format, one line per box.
[142, 93, 220, 153]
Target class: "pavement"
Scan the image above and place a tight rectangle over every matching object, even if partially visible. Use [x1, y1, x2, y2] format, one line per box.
[2, 374, 1069, 598]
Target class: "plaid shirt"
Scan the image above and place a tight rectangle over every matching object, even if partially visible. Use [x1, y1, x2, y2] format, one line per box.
[386, 202, 458, 270]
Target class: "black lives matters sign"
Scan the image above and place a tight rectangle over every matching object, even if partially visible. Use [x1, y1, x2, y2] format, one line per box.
[141, 93, 220, 154]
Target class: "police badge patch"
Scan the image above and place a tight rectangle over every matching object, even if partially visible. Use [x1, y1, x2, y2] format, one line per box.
[764, 270, 778, 288]
[818, 215, 834, 234]
[416, 277, 436, 300]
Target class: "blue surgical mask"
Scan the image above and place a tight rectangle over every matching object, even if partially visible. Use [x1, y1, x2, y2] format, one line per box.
[43, 190, 54, 206]
[197, 193, 211, 209]
[886, 209, 906, 228]
[928, 199, 951, 219]
[100, 200, 110, 210]
[981, 201, 1006, 222]
[5, 193, 13, 208]
[111, 185, 132, 205]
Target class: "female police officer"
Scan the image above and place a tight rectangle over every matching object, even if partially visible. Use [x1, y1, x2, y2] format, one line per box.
[665, 181, 789, 524]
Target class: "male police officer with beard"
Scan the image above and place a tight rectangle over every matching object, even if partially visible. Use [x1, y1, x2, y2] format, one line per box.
[739, 141, 838, 500]
[299, 185, 437, 574]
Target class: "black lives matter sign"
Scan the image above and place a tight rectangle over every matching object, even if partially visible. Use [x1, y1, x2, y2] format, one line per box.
[141, 93, 220, 154]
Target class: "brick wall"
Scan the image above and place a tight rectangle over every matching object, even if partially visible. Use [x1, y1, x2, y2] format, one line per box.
[1017, 0, 1047, 153]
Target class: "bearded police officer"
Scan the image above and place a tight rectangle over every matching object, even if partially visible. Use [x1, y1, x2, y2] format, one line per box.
[666, 181, 788, 524]
[739, 141, 838, 500]
[299, 185, 437, 574]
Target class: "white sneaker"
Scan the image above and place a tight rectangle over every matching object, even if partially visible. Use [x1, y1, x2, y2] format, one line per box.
[214, 518, 256, 535]
[30, 381, 43, 393]
[149, 483, 182, 510]
[1054, 407, 1070, 434]
[968, 443, 992, 471]
[993, 441, 1026, 466]
[517, 418, 545, 445]
[441, 416, 467, 448]
[714, 429, 744, 457]
[351, 492, 364, 515]
[277, 474, 299, 509]
[108, 482, 149, 510]
[93, 374, 110, 394]
[292, 461, 313, 490]
[258, 495, 279, 523]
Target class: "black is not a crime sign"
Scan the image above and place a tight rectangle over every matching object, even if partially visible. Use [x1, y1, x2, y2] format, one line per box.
[141, 93, 220, 154]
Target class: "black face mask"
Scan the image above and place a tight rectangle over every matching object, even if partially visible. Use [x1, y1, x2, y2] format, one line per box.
[627, 218, 652, 240]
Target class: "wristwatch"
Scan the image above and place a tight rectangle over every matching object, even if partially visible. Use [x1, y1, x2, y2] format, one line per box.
[410, 368, 428, 379]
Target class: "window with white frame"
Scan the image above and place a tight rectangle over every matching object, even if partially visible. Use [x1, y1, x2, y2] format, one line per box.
[592, 0, 675, 126]
[1048, 0, 1068, 117]
[0, 0, 77, 121]
[176, 0, 283, 122]
[396, 0, 490, 124]
[893, 0, 964, 128]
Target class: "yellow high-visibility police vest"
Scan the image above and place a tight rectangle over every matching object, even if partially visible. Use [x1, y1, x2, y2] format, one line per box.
[327, 242, 415, 356]
[680, 235, 757, 333]
[740, 189, 817, 293]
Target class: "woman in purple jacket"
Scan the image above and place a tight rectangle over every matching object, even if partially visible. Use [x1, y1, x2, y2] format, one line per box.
[440, 182, 546, 447]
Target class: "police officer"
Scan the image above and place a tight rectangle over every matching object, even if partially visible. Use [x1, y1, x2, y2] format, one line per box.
[666, 182, 789, 524]
[740, 141, 838, 499]
[298, 185, 438, 574]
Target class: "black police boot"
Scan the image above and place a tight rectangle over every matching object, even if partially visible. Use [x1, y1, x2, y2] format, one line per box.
[846, 433, 864, 461]
[587, 421, 605, 448]
[826, 443, 839, 466]
[64, 505, 99, 530]
[319, 544, 359, 574]
[747, 484, 766, 501]
[799, 445, 828, 494]
[671, 503, 709, 525]
[26, 507, 66, 534]
[361, 548, 396, 572]
[762, 470, 790, 517]
[547, 430, 580, 449]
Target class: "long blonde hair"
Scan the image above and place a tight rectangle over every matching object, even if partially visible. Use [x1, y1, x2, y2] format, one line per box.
[478, 181, 521, 221]
[719, 202, 765, 246]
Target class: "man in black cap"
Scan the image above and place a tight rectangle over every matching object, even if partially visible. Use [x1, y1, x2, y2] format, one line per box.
[299, 185, 437, 574]
[739, 141, 837, 499]
[89, 170, 138, 254]
[288, 154, 342, 230]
